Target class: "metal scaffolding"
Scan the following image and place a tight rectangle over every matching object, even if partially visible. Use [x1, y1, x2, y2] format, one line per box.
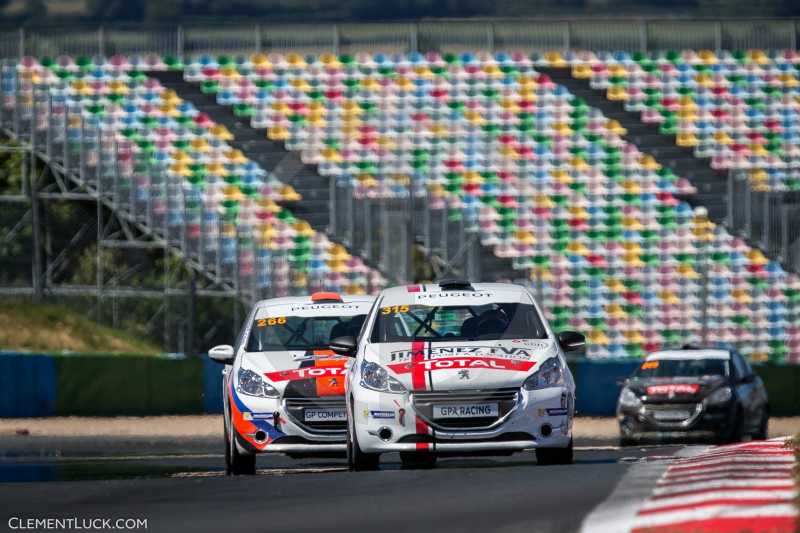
[0, 67, 243, 354]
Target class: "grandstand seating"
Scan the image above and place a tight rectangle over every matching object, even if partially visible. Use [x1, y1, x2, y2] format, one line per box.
[179, 51, 800, 361]
[566, 49, 800, 192]
[3, 54, 385, 296]
[3, 52, 798, 361]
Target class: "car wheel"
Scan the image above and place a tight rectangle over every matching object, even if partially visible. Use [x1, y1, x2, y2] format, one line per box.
[347, 406, 380, 472]
[224, 416, 232, 474]
[536, 438, 574, 466]
[754, 410, 769, 441]
[400, 452, 437, 469]
[721, 407, 745, 444]
[227, 419, 256, 475]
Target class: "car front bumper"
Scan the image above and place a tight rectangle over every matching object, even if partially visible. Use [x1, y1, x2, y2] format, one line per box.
[351, 385, 573, 454]
[617, 401, 736, 442]
[229, 388, 346, 454]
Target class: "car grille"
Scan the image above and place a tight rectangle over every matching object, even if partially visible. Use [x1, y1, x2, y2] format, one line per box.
[643, 403, 701, 425]
[411, 388, 519, 430]
[282, 397, 347, 434]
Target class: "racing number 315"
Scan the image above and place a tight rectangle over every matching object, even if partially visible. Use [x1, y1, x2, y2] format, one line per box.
[257, 317, 287, 327]
[381, 305, 409, 315]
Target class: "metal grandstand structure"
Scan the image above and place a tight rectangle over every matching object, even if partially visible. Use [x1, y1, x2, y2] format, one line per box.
[2, 18, 799, 357]
[0, 77, 243, 353]
[0, 17, 799, 59]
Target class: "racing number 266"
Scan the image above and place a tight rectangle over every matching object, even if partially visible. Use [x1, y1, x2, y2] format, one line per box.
[257, 317, 287, 327]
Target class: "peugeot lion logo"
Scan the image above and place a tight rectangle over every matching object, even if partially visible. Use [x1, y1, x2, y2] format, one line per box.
[458, 370, 471, 380]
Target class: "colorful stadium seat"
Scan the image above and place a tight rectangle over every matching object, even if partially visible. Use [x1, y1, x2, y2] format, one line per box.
[3, 51, 798, 361]
[4, 56, 385, 297]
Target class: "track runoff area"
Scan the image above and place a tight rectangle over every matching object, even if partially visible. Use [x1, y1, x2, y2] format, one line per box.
[0, 430, 797, 533]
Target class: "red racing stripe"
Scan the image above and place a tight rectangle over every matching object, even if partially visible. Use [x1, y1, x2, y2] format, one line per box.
[411, 340, 429, 450]
[638, 497, 795, 516]
[632, 516, 797, 533]
[410, 340, 426, 391]
[389, 356, 535, 374]
[415, 417, 429, 451]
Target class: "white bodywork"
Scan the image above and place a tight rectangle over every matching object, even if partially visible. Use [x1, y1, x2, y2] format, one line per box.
[346, 283, 576, 455]
[645, 349, 731, 361]
[225, 294, 375, 454]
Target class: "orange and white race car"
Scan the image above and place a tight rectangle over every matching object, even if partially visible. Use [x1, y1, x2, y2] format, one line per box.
[208, 292, 375, 475]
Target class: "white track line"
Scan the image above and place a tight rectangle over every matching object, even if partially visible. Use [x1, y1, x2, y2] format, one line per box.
[579, 438, 800, 533]
[641, 490, 797, 509]
[652, 479, 795, 496]
[578, 446, 707, 533]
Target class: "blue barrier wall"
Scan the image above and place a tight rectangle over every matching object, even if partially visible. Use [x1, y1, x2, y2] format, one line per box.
[0, 354, 56, 417]
[1, 353, 798, 418]
[573, 359, 640, 416]
[203, 358, 225, 413]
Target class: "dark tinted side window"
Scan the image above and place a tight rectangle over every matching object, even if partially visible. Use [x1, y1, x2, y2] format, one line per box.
[730, 353, 748, 380]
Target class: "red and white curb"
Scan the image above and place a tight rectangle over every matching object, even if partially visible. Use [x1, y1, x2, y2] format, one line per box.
[581, 438, 798, 533]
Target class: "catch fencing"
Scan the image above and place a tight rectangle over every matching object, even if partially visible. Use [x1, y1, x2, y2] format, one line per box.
[727, 170, 800, 274]
[0, 18, 798, 59]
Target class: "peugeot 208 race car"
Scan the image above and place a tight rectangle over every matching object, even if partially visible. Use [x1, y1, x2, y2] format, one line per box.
[208, 292, 375, 475]
[617, 348, 769, 445]
[330, 280, 585, 470]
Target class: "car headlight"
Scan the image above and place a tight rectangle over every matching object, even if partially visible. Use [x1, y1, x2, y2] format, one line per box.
[360, 361, 406, 394]
[523, 357, 565, 391]
[619, 387, 642, 408]
[237, 368, 279, 398]
[704, 386, 732, 406]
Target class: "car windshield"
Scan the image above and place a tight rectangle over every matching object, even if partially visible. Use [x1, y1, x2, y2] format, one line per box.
[633, 359, 729, 379]
[246, 313, 366, 352]
[369, 302, 547, 343]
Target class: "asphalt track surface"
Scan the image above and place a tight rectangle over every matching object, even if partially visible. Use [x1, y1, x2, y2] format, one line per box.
[0, 438, 684, 533]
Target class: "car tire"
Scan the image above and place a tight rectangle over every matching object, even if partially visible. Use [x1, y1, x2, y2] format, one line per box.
[721, 407, 745, 444]
[400, 452, 437, 469]
[347, 406, 380, 472]
[754, 410, 769, 441]
[224, 417, 232, 474]
[536, 438, 574, 465]
[226, 416, 256, 476]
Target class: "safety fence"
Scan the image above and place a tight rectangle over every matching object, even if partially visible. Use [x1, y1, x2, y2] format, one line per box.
[0, 18, 799, 59]
[727, 170, 800, 274]
[2, 352, 799, 418]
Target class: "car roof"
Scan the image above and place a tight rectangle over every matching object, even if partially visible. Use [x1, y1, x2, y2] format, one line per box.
[252, 293, 375, 309]
[379, 282, 529, 299]
[646, 349, 731, 361]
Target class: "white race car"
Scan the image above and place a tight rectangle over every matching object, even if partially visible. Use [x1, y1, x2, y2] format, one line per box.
[330, 280, 584, 470]
[208, 292, 375, 475]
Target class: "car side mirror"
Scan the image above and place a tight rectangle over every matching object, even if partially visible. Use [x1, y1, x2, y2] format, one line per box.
[557, 330, 586, 353]
[208, 344, 235, 365]
[330, 336, 357, 357]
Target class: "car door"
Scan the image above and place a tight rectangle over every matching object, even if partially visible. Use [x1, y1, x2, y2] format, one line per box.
[730, 351, 757, 431]
[740, 354, 768, 427]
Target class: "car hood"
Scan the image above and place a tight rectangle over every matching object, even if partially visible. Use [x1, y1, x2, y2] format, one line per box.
[628, 375, 727, 401]
[240, 350, 349, 398]
[366, 339, 558, 391]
